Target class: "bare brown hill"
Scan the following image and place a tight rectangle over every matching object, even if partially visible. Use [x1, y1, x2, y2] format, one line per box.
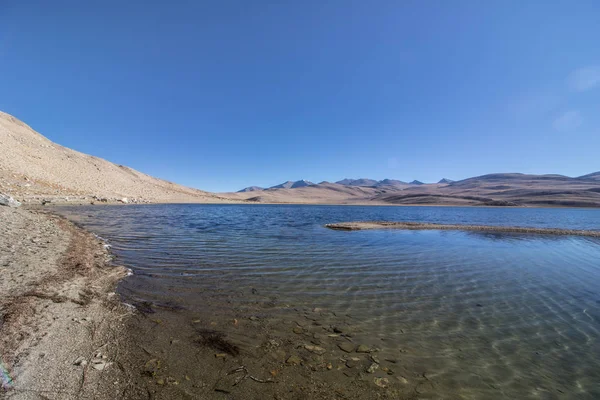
[0, 111, 228, 205]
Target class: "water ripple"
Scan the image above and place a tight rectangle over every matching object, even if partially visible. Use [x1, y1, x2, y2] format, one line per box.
[54, 204, 600, 399]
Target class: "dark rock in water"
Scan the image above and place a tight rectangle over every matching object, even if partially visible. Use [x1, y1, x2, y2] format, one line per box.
[0, 193, 21, 207]
[338, 343, 355, 353]
[346, 358, 360, 368]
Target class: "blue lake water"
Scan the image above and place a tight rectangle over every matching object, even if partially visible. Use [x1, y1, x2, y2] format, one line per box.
[55, 204, 600, 399]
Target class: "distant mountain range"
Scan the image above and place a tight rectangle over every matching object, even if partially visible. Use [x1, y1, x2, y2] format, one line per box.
[232, 172, 600, 207]
[238, 178, 429, 193]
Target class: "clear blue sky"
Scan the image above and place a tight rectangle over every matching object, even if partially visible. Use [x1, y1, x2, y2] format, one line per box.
[1, 1, 599, 192]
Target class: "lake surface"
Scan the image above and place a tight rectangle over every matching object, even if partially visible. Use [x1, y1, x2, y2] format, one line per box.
[55, 204, 600, 399]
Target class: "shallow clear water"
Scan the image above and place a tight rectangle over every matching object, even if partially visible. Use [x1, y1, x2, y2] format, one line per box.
[56, 204, 600, 399]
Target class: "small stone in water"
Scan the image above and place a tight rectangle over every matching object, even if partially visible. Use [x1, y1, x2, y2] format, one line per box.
[338, 343, 355, 353]
[366, 363, 379, 373]
[286, 355, 302, 365]
[304, 345, 326, 355]
[356, 344, 370, 353]
[374, 377, 389, 388]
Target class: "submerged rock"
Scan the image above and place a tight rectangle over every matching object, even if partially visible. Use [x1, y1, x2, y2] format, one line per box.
[374, 377, 389, 388]
[0, 193, 21, 207]
[356, 344, 371, 353]
[366, 363, 379, 373]
[338, 343, 355, 353]
[286, 355, 302, 365]
[304, 345, 326, 355]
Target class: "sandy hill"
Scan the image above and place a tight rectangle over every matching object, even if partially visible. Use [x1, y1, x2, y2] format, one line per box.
[0, 111, 227, 204]
[225, 182, 383, 204]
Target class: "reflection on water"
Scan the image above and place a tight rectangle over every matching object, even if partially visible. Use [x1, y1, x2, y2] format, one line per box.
[55, 204, 600, 399]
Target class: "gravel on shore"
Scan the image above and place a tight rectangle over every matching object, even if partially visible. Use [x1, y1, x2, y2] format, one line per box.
[0, 206, 143, 399]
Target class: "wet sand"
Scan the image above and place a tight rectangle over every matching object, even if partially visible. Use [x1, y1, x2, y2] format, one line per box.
[325, 221, 600, 237]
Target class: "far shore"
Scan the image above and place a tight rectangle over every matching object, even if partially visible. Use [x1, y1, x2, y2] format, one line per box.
[21, 197, 600, 210]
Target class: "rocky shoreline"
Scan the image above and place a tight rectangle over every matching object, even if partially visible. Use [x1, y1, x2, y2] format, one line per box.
[1, 206, 417, 399]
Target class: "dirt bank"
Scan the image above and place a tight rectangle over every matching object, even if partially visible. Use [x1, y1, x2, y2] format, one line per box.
[0, 206, 147, 399]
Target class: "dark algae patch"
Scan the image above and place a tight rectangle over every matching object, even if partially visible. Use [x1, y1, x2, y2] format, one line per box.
[195, 328, 240, 356]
